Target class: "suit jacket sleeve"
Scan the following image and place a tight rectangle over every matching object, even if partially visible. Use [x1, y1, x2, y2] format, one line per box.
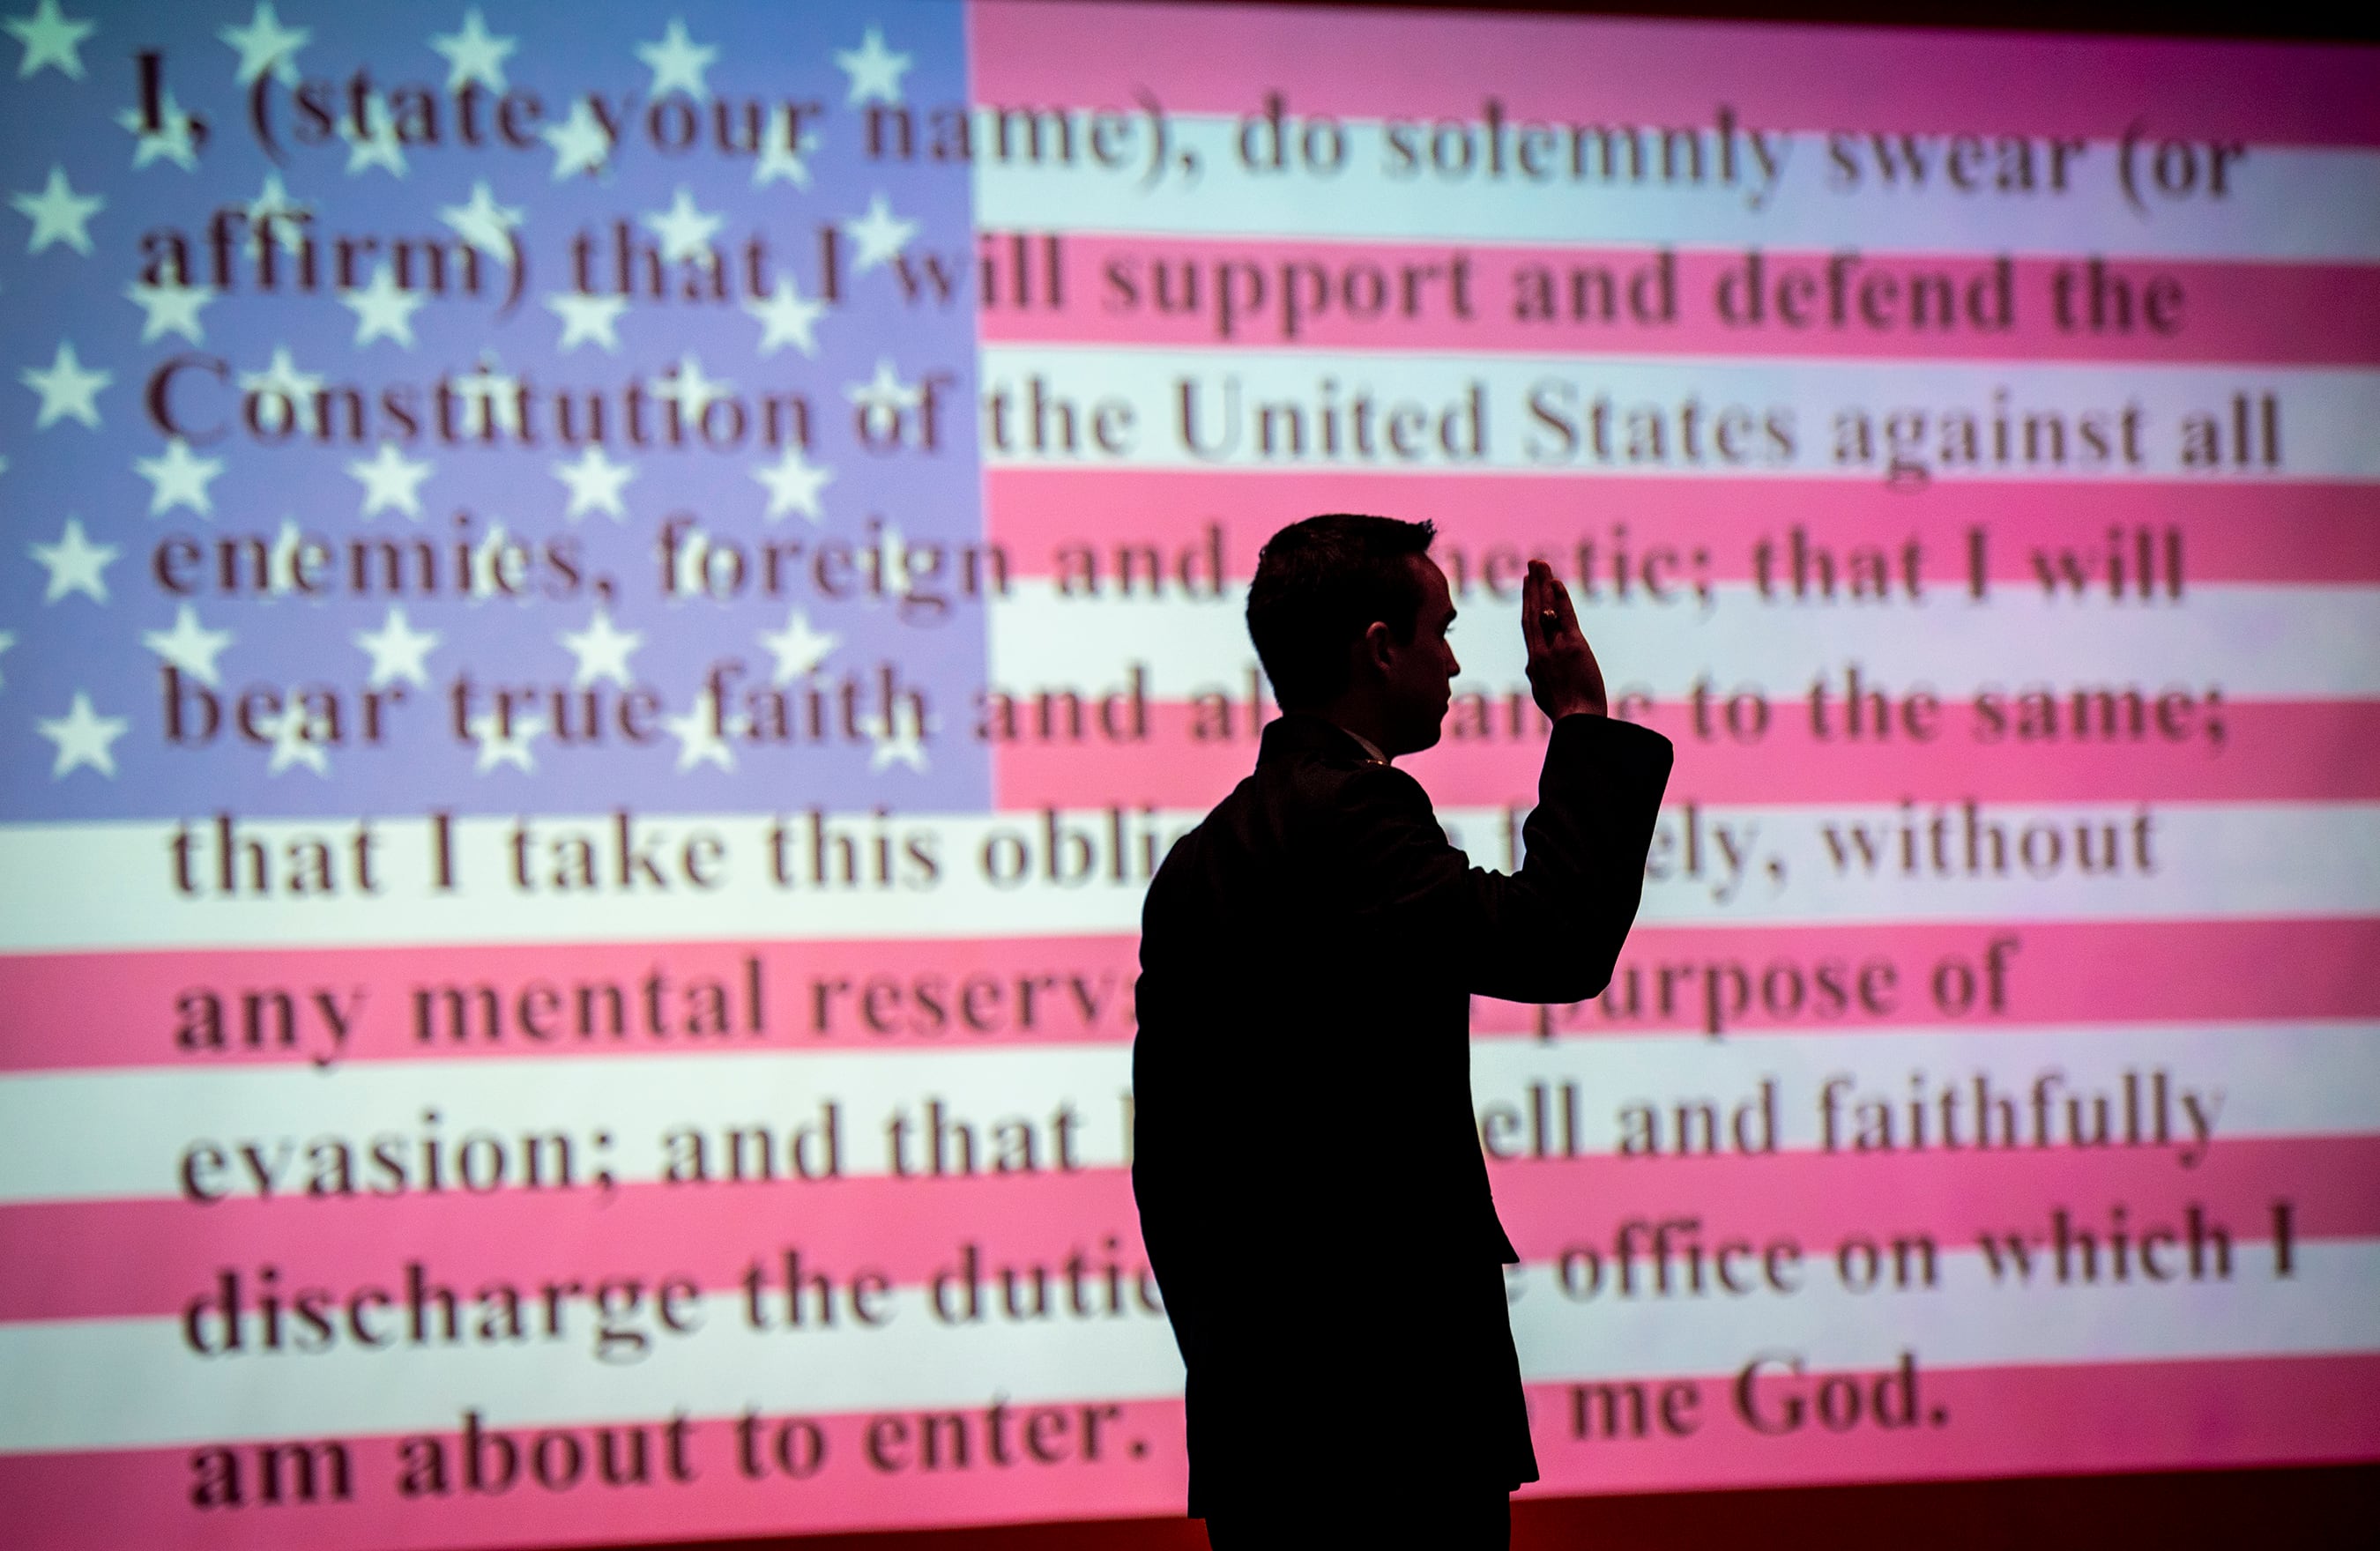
[1336, 713, 1674, 1004]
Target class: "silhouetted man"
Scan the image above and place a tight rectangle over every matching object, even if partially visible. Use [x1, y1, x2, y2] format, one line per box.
[1133, 515, 1674, 1547]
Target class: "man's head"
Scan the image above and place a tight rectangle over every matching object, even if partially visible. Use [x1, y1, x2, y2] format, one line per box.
[1246, 513, 1460, 756]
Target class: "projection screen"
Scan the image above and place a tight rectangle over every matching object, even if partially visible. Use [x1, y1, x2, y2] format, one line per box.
[2, 1, 2376, 1544]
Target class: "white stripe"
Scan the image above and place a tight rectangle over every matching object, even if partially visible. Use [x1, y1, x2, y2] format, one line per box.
[0, 811, 1187, 951]
[1633, 800, 2380, 924]
[989, 580, 2380, 699]
[0, 1288, 1179, 1454]
[1470, 1020, 2380, 1150]
[977, 121, 2380, 263]
[0, 1044, 1133, 1205]
[1504, 1239, 2377, 1378]
[0, 801, 2371, 951]
[980, 345, 2380, 479]
[0, 1021, 2369, 1205]
[1, 1243, 2370, 1451]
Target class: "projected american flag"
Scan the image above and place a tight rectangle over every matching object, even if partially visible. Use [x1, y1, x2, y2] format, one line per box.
[1, 2, 2375, 1546]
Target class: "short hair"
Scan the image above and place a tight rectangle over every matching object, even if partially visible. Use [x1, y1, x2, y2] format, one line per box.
[1246, 513, 1437, 709]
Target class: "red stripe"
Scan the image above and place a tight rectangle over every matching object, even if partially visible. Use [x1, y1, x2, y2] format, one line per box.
[0, 1169, 1147, 1324]
[0, 936, 1141, 1072]
[0, 1397, 1186, 1549]
[994, 699, 2379, 808]
[2, 1136, 2369, 1324]
[984, 239, 2380, 364]
[2, 917, 2370, 1072]
[981, 469, 2380, 586]
[971, 2, 2380, 147]
[4, 1354, 2374, 1547]
[1482, 918, 2380, 1035]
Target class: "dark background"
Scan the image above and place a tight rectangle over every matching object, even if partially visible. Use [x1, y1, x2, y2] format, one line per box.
[636, 1464, 2376, 1549]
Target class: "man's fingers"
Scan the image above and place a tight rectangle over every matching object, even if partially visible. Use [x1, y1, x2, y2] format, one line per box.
[1528, 561, 1575, 646]
[1522, 560, 1595, 659]
[1551, 572, 1583, 638]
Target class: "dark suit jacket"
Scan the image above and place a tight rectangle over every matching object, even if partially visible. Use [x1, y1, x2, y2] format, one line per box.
[1133, 710, 1675, 1514]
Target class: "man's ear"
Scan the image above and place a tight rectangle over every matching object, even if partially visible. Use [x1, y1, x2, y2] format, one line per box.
[1359, 620, 1396, 677]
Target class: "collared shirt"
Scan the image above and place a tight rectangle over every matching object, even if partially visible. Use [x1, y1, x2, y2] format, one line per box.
[1334, 724, 1389, 764]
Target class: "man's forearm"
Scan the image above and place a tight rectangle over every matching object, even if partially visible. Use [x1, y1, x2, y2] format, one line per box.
[1516, 712, 1676, 990]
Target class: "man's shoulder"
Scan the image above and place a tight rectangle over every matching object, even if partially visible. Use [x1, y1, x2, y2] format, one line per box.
[1141, 778, 1234, 909]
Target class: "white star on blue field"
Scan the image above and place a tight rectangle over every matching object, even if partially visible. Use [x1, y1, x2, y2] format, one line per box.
[0, 1, 986, 816]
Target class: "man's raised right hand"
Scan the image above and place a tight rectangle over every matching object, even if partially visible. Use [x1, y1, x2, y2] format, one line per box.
[1521, 559, 1609, 721]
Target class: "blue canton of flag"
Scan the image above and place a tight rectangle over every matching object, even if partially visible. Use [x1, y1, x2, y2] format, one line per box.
[0, 0, 985, 821]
